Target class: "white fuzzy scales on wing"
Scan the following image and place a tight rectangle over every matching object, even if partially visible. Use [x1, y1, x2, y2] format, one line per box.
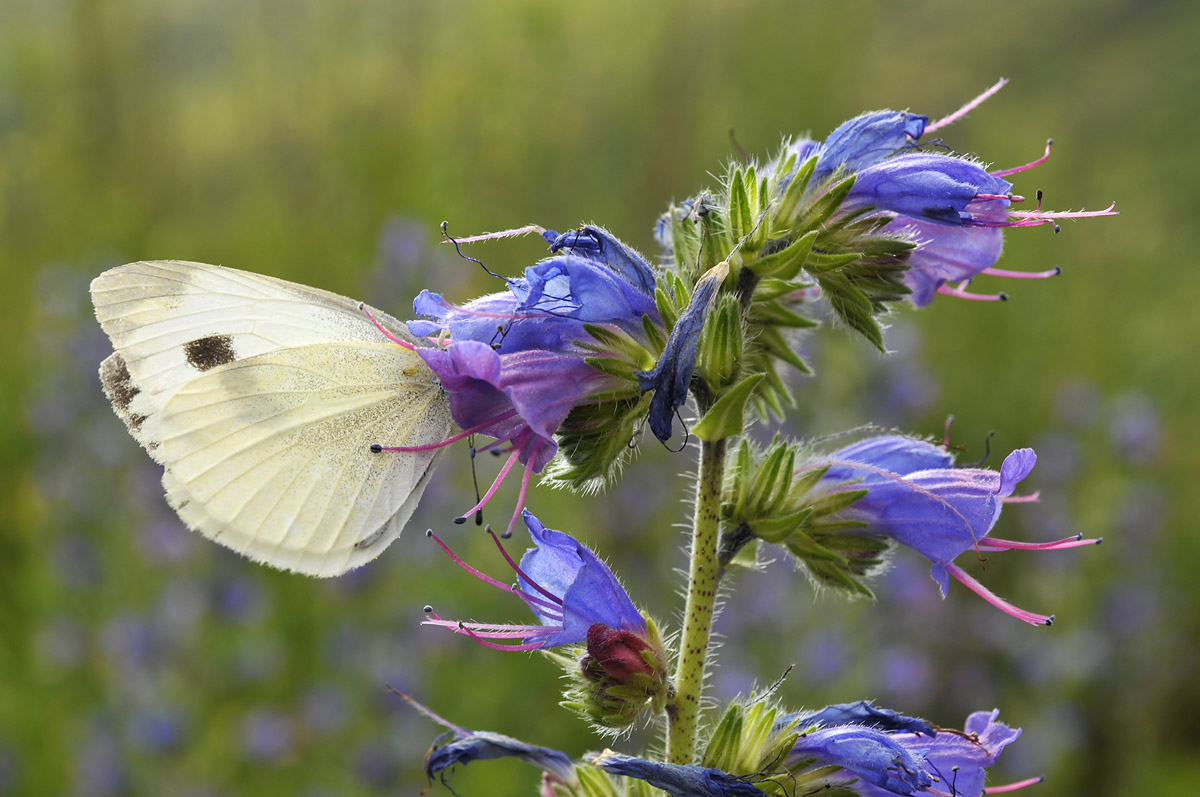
[91, 261, 453, 576]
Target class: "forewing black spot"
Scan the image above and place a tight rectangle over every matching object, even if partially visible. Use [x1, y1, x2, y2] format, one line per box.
[129, 413, 149, 431]
[100, 354, 139, 410]
[185, 335, 237, 371]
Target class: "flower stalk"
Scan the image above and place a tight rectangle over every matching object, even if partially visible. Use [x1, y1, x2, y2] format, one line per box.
[667, 436, 728, 764]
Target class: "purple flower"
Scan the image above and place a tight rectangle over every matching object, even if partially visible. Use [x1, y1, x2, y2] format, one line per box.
[780, 81, 1116, 306]
[590, 751, 768, 797]
[780, 701, 935, 737]
[401, 231, 664, 529]
[787, 709, 1024, 797]
[424, 509, 648, 652]
[815, 435, 1100, 625]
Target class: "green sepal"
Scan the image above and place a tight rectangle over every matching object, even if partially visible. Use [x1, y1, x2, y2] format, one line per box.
[747, 508, 812, 543]
[783, 530, 849, 562]
[794, 172, 856, 232]
[808, 487, 868, 517]
[775, 153, 817, 225]
[728, 167, 753, 247]
[692, 373, 765, 442]
[746, 230, 818, 280]
[753, 326, 811, 374]
[749, 299, 819, 329]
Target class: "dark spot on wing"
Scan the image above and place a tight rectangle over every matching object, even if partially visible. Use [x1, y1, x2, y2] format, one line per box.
[129, 413, 148, 431]
[100, 354, 139, 410]
[185, 335, 237, 371]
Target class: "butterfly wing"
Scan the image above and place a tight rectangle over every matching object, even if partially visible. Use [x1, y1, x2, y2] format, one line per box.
[91, 261, 452, 576]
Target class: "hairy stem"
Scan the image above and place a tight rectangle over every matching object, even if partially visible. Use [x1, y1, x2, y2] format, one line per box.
[667, 436, 727, 764]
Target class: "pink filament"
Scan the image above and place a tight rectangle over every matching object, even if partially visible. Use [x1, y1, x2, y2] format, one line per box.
[992, 139, 1053, 178]
[359, 303, 415, 350]
[376, 408, 520, 453]
[457, 449, 521, 521]
[485, 524, 563, 606]
[981, 267, 1062, 280]
[937, 284, 1008, 302]
[925, 77, 1009, 134]
[985, 776, 1045, 793]
[945, 562, 1054, 626]
[980, 534, 1101, 552]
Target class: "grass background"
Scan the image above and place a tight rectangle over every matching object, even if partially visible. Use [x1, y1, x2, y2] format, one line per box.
[1, 1, 1194, 794]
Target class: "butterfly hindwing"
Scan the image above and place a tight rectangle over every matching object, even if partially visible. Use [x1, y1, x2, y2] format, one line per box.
[91, 261, 453, 577]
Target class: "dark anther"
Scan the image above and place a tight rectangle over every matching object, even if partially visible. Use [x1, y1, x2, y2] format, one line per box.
[453, 517, 467, 525]
[369, 444, 383, 453]
[423, 605, 433, 613]
[425, 529, 433, 537]
[998, 292, 1010, 301]
[1052, 266, 1063, 276]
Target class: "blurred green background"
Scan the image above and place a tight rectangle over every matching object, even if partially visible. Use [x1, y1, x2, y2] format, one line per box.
[1, 0, 1193, 794]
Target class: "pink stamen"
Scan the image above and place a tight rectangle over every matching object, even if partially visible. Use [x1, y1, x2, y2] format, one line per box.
[426, 532, 529, 596]
[359, 303, 415, 350]
[1006, 201, 1118, 221]
[453, 623, 554, 652]
[457, 449, 521, 521]
[976, 193, 1023, 203]
[925, 77, 1009, 134]
[980, 534, 1101, 552]
[945, 562, 1054, 626]
[992, 139, 1053, 178]
[937, 284, 1009, 302]
[506, 465, 534, 537]
[981, 266, 1062, 280]
[423, 617, 555, 639]
[1001, 491, 1041, 503]
[985, 776, 1045, 793]
[485, 524, 562, 605]
[439, 224, 547, 245]
[375, 408, 520, 453]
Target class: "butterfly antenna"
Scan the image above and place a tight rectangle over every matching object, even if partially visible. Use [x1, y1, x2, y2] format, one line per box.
[728, 127, 751, 165]
[468, 434, 485, 526]
[442, 221, 508, 282]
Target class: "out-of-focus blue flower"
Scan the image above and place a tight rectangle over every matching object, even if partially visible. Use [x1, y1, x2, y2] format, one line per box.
[590, 750, 768, 797]
[241, 708, 295, 763]
[425, 509, 648, 652]
[636, 261, 728, 442]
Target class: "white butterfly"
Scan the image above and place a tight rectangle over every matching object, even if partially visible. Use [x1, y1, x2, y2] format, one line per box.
[91, 261, 453, 577]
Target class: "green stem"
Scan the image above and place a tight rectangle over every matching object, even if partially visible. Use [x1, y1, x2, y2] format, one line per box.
[667, 436, 727, 764]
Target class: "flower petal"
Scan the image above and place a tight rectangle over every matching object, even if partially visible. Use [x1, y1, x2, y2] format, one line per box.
[815, 111, 928, 182]
[590, 750, 768, 797]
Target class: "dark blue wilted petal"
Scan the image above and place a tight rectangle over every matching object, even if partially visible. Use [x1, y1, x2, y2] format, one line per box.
[635, 262, 728, 442]
[425, 728, 575, 785]
[779, 700, 935, 737]
[543, 226, 658, 298]
[814, 111, 929, 183]
[591, 750, 767, 796]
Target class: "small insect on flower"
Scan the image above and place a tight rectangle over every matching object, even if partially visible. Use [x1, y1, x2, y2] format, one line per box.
[91, 261, 453, 577]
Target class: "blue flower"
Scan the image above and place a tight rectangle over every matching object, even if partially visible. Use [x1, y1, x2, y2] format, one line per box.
[424, 509, 648, 652]
[815, 436, 1100, 625]
[771, 82, 1116, 306]
[590, 750, 768, 797]
[784, 705, 1023, 797]
[543, 225, 659, 298]
[779, 700, 935, 737]
[425, 728, 576, 787]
